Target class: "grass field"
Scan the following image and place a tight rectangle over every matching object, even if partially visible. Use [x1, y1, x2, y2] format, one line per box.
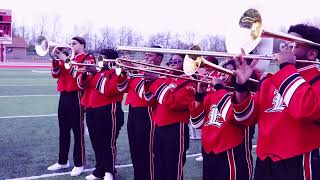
[0, 67, 257, 180]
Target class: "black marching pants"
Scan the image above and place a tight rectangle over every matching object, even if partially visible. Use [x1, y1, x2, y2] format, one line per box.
[86, 102, 124, 178]
[127, 105, 155, 180]
[254, 149, 320, 180]
[154, 122, 189, 180]
[202, 142, 252, 180]
[58, 91, 85, 167]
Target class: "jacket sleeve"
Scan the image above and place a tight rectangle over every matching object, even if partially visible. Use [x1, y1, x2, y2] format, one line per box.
[189, 100, 206, 129]
[51, 60, 64, 78]
[232, 91, 259, 127]
[77, 73, 93, 90]
[271, 64, 320, 123]
[71, 54, 96, 79]
[149, 80, 196, 111]
[95, 70, 123, 97]
[117, 74, 129, 93]
[143, 79, 164, 106]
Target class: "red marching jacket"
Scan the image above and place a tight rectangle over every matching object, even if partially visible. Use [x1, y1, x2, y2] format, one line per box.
[117, 73, 149, 107]
[51, 52, 95, 92]
[232, 64, 320, 161]
[77, 68, 124, 108]
[189, 86, 245, 154]
[144, 76, 196, 126]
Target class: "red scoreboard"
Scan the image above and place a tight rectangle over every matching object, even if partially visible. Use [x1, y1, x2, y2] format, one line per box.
[0, 9, 12, 44]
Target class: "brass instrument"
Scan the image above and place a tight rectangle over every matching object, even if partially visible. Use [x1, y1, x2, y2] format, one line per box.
[116, 46, 259, 83]
[35, 35, 75, 60]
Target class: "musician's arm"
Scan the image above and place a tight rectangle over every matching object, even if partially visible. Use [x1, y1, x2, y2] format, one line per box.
[117, 73, 129, 93]
[51, 60, 63, 78]
[271, 64, 320, 123]
[231, 90, 259, 127]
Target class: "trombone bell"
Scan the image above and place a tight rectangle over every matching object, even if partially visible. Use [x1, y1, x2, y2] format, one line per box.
[183, 55, 203, 76]
[35, 35, 50, 56]
[35, 35, 75, 60]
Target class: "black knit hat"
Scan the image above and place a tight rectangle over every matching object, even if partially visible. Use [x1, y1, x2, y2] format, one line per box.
[72, 36, 86, 48]
[100, 49, 119, 59]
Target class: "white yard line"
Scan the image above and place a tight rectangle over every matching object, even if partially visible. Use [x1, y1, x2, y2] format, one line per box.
[0, 114, 58, 119]
[5, 153, 204, 180]
[0, 110, 129, 119]
[31, 70, 51, 73]
[0, 94, 59, 98]
[0, 78, 52, 80]
[0, 85, 55, 87]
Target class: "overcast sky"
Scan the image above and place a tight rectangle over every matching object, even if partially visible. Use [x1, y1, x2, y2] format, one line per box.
[2, 0, 320, 42]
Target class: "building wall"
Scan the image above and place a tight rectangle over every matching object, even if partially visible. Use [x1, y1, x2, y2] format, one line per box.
[6, 47, 26, 59]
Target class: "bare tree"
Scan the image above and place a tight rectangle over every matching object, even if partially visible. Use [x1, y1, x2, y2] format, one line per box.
[184, 32, 197, 46]
[51, 14, 61, 42]
[132, 33, 144, 46]
[147, 31, 171, 48]
[305, 17, 320, 28]
[97, 26, 117, 50]
[38, 15, 48, 35]
[201, 35, 226, 52]
[170, 33, 190, 49]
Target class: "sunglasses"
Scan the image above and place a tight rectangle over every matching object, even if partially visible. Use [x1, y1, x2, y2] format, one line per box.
[279, 42, 309, 51]
[167, 58, 183, 66]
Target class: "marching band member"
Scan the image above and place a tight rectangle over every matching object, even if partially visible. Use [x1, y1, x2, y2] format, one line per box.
[232, 24, 320, 180]
[143, 53, 195, 180]
[117, 46, 164, 180]
[47, 36, 95, 177]
[77, 49, 124, 180]
[189, 59, 254, 180]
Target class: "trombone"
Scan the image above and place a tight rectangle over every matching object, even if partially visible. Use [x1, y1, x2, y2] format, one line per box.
[117, 8, 320, 81]
[35, 35, 75, 60]
[116, 46, 259, 83]
[64, 55, 118, 72]
[115, 58, 236, 85]
[230, 8, 320, 54]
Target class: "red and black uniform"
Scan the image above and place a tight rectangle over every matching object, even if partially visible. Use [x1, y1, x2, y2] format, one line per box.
[117, 72, 155, 180]
[51, 52, 94, 167]
[77, 67, 124, 178]
[189, 84, 253, 180]
[144, 76, 195, 180]
[232, 64, 320, 180]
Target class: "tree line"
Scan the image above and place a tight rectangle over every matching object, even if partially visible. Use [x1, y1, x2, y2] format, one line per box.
[11, 15, 226, 53]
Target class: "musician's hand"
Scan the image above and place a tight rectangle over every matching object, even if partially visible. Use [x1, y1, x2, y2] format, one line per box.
[275, 47, 296, 65]
[85, 65, 98, 75]
[117, 67, 127, 76]
[233, 48, 258, 85]
[196, 81, 208, 93]
[212, 76, 225, 86]
[54, 50, 67, 61]
[144, 71, 159, 83]
[52, 59, 60, 67]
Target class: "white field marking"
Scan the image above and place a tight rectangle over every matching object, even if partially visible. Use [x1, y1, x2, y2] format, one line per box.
[0, 85, 55, 87]
[0, 110, 129, 119]
[5, 153, 204, 180]
[31, 70, 51, 73]
[0, 70, 50, 75]
[0, 78, 52, 80]
[0, 114, 57, 119]
[0, 94, 59, 98]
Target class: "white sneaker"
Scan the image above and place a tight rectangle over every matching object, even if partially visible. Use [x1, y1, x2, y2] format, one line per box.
[195, 155, 203, 161]
[104, 172, 114, 180]
[47, 161, 70, 171]
[70, 166, 84, 176]
[86, 174, 102, 180]
[85, 126, 90, 136]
